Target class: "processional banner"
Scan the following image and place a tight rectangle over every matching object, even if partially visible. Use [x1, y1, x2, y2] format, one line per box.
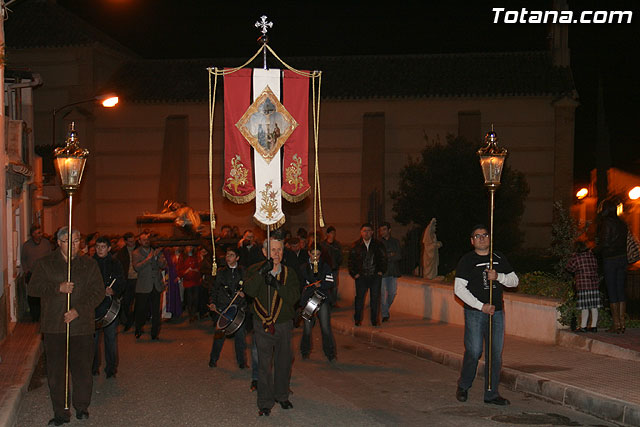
[223, 68, 310, 228]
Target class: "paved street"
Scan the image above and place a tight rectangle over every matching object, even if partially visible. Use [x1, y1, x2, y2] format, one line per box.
[17, 318, 615, 426]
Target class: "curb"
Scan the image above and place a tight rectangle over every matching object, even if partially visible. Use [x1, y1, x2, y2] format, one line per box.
[0, 337, 42, 427]
[332, 319, 640, 427]
[557, 330, 640, 362]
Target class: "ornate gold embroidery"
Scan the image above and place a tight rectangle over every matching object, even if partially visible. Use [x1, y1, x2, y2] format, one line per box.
[285, 154, 304, 193]
[226, 155, 249, 195]
[259, 181, 279, 220]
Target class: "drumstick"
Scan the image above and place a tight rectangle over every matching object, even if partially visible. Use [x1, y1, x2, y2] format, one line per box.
[107, 278, 116, 289]
[303, 280, 322, 290]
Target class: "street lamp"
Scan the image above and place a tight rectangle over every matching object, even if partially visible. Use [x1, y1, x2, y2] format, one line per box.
[476, 125, 507, 392]
[53, 122, 89, 410]
[52, 93, 118, 145]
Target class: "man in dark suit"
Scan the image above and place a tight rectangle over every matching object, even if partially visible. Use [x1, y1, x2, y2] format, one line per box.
[116, 232, 137, 330]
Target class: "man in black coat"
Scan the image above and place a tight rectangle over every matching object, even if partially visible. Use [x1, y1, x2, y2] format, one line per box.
[348, 223, 387, 326]
[208, 247, 247, 368]
[92, 236, 125, 378]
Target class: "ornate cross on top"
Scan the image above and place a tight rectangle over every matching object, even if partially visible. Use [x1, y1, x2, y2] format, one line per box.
[255, 15, 273, 36]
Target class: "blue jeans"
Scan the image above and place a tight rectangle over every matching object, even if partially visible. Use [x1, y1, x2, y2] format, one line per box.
[93, 318, 118, 376]
[603, 255, 627, 303]
[209, 324, 247, 366]
[300, 302, 335, 359]
[381, 276, 397, 318]
[458, 309, 504, 400]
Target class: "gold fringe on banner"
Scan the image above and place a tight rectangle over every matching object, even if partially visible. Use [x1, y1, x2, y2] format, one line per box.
[207, 43, 325, 241]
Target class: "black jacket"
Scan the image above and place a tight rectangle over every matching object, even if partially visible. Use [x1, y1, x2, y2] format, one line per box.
[93, 254, 126, 318]
[348, 239, 387, 278]
[209, 265, 246, 310]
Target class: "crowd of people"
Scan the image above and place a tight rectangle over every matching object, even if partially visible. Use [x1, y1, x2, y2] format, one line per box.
[20, 200, 637, 423]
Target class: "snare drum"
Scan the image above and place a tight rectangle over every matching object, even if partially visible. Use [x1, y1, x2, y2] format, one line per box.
[301, 290, 326, 322]
[95, 296, 121, 329]
[216, 304, 246, 336]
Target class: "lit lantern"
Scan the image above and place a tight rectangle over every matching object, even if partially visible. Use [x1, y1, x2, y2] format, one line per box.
[54, 122, 89, 194]
[477, 127, 507, 189]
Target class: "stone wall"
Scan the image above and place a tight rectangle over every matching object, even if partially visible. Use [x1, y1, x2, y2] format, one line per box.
[337, 269, 562, 344]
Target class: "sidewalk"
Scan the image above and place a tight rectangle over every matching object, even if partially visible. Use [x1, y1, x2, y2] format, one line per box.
[330, 306, 640, 426]
[0, 323, 42, 427]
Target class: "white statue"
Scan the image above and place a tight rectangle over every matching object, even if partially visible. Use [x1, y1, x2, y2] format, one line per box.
[422, 218, 442, 280]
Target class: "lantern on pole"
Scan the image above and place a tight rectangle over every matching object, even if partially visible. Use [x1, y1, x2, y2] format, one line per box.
[476, 125, 507, 392]
[53, 122, 89, 410]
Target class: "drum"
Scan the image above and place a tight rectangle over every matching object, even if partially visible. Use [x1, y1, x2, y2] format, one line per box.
[301, 290, 326, 322]
[95, 296, 121, 329]
[216, 304, 246, 336]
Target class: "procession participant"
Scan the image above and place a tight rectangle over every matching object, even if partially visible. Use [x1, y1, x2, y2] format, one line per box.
[208, 247, 247, 368]
[92, 236, 125, 378]
[21, 224, 52, 321]
[379, 222, 402, 322]
[178, 245, 202, 322]
[244, 237, 300, 416]
[348, 223, 387, 326]
[322, 225, 343, 307]
[238, 229, 265, 268]
[299, 247, 336, 362]
[132, 232, 167, 340]
[115, 232, 137, 330]
[454, 225, 518, 405]
[28, 227, 104, 425]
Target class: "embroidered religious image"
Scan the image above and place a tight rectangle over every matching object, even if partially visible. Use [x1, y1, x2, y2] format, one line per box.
[235, 86, 298, 163]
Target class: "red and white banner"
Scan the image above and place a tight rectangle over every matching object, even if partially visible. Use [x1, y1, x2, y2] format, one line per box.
[223, 68, 310, 228]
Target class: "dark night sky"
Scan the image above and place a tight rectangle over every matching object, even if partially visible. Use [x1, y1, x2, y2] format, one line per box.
[55, 0, 640, 184]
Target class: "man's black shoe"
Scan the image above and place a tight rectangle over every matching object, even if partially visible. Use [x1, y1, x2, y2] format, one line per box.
[277, 400, 293, 409]
[76, 410, 89, 420]
[92, 369, 99, 376]
[209, 360, 217, 368]
[134, 330, 142, 339]
[48, 417, 69, 426]
[250, 380, 258, 391]
[355, 321, 361, 327]
[258, 408, 271, 416]
[301, 354, 310, 360]
[484, 396, 510, 406]
[456, 387, 468, 402]
[382, 316, 389, 322]
[106, 372, 115, 379]
[123, 324, 131, 332]
[151, 335, 159, 340]
[238, 363, 247, 369]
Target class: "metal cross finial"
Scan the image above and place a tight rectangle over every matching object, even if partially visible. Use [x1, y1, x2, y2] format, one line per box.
[255, 15, 273, 36]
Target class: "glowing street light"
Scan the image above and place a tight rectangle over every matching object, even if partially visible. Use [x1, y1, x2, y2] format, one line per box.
[576, 188, 588, 200]
[629, 186, 640, 201]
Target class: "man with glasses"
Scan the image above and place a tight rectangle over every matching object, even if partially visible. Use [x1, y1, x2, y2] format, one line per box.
[454, 224, 518, 406]
[28, 227, 104, 425]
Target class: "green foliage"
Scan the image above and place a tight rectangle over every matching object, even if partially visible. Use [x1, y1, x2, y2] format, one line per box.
[391, 134, 529, 273]
[549, 201, 582, 281]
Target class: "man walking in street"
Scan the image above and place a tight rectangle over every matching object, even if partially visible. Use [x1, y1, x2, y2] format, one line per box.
[28, 227, 104, 425]
[322, 225, 342, 307]
[93, 236, 125, 379]
[454, 224, 518, 406]
[132, 233, 167, 340]
[21, 224, 52, 321]
[378, 222, 401, 322]
[116, 232, 137, 330]
[348, 223, 387, 327]
[244, 237, 300, 416]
